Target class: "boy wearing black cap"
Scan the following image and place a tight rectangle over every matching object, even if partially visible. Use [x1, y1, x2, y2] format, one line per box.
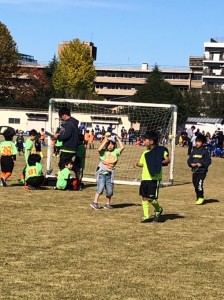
[135, 130, 170, 223]
[187, 134, 211, 205]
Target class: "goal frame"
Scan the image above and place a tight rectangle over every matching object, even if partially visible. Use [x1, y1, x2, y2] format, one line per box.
[47, 98, 177, 186]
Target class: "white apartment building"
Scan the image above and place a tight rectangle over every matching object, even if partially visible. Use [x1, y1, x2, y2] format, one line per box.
[202, 37, 224, 91]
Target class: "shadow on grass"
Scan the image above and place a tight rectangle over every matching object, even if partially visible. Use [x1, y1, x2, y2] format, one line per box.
[204, 199, 219, 204]
[159, 213, 185, 223]
[9, 183, 50, 190]
[172, 181, 192, 186]
[111, 203, 141, 209]
[83, 183, 97, 188]
[10, 183, 25, 187]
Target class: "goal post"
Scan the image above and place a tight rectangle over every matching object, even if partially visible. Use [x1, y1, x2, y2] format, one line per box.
[47, 98, 177, 186]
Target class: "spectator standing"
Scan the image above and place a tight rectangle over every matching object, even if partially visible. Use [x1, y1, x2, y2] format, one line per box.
[40, 128, 46, 146]
[89, 130, 95, 149]
[16, 130, 24, 156]
[79, 123, 86, 135]
[187, 126, 196, 155]
[53, 107, 79, 171]
[95, 124, 100, 133]
[107, 124, 115, 133]
[101, 126, 106, 136]
[180, 128, 188, 147]
[128, 127, 135, 145]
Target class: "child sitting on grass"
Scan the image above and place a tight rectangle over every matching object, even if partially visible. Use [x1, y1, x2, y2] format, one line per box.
[54, 160, 74, 190]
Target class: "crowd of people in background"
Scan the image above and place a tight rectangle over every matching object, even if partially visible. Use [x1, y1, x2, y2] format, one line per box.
[179, 126, 224, 157]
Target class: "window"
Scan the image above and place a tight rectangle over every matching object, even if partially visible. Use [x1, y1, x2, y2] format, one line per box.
[8, 118, 20, 124]
[192, 75, 202, 80]
[164, 74, 173, 79]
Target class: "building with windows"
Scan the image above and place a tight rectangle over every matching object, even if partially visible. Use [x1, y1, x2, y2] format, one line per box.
[16, 37, 224, 101]
[95, 63, 202, 100]
[18, 53, 38, 65]
[202, 37, 224, 91]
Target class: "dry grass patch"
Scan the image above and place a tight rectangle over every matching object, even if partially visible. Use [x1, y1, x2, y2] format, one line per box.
[0, 145, 224, 300]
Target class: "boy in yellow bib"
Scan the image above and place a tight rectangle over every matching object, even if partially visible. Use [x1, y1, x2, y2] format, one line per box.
[135, 131, 170, 223]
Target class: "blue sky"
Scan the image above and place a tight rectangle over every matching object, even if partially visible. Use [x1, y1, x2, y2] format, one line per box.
[0, 0, 224, 68]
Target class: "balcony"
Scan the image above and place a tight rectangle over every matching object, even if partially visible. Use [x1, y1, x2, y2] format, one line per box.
[203, 53, 224, 64]
[203, 68, 224, 78]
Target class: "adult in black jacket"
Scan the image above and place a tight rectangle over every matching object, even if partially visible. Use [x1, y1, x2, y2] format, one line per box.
[53, 107, 79, 170]
[187, 135, 211, 205]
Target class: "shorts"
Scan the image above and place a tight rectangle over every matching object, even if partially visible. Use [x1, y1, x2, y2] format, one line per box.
[96, 173, 113, 198]
[139, 180, 160, 199]
[0, 156, 15, 173]
[17, 142, 24, 152]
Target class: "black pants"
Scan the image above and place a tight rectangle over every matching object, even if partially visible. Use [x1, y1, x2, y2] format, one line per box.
[58, 151, 76, 170]
[188, 141, 193, 155]
[192, 172, 207, 199]
[26, 175, 45, 188]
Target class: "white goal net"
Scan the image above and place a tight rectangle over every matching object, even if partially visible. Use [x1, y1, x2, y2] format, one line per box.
[47, 99, 177, 186]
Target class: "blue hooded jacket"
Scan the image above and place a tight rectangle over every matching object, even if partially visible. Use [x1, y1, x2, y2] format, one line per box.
[58, 117, 79, 152]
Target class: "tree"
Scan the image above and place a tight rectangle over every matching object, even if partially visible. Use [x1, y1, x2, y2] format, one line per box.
[182, 90, 202, 117]
[0, 21, 19, 105]
[44, 54, 58, 99]
[202, 90, 224, 118]
[53, 39, 96, 99]
[133, 65, 185, 123]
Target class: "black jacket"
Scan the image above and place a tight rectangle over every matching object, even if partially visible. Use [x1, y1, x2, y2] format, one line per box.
[58, 117, 79, 152]
[187, 147, 211, 173]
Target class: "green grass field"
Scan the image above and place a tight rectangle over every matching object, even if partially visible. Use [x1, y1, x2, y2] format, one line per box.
[0, 144, 224, 300]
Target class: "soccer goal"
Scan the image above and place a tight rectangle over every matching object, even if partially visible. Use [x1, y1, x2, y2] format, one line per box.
[47, 99, 177, 186]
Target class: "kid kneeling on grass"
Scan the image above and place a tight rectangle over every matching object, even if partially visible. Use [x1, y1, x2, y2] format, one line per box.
[135, 130, 170, 223]
[25, 154, 45, 190]
[54, 160, 74, 190]
[90, 134, 124, 210]
[187, 134, 211, 205]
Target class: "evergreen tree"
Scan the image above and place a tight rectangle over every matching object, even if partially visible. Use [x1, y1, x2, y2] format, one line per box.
[133, 65, 185, 123]
[182, 90, 202, 117]
[45, 54, 58, 98]
[202, 90, 224, 118]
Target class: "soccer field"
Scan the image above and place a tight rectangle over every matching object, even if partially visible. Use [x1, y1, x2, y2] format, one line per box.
[0, 145, 224, 299]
